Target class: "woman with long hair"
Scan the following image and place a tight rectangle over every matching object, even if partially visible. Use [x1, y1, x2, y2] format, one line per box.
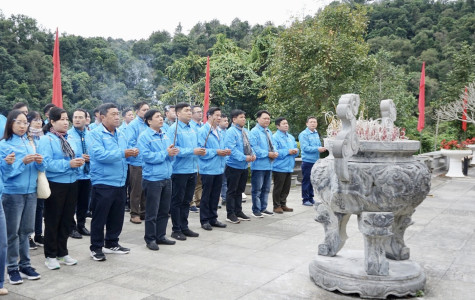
[0, 110, 44, 285]
[38, 107, 85, 270]
[26, 111, 45, 249]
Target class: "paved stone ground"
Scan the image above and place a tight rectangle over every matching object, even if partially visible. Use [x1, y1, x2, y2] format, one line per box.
[4, 168, 475, 299]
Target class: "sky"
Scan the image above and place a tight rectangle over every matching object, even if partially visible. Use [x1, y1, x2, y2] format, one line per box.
[1, 0, 333, 40]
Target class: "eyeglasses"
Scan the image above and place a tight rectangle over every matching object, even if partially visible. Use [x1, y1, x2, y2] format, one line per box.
[13, 119, 30, 126]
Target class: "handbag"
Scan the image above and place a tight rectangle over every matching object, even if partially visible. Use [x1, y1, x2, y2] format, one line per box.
[28, 138, 51, 199]
[37, 171, 51, 199]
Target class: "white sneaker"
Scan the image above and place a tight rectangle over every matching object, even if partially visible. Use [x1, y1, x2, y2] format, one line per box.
[58, 255, 78, 266]
[242, 193, 247, 199]
[45, 258, 60, 270]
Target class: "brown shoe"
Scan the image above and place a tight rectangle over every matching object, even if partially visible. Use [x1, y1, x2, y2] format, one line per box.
[130, 216, 142, 224]
[273, 207, 284, 214]
[282, 206, 294, 212]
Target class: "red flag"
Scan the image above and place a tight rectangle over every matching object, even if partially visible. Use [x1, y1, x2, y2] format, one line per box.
[417, 62, 425, 132]
[462, 86, 468, 131]
[52, 28, 63, 108]
[202, 56, 210, 123]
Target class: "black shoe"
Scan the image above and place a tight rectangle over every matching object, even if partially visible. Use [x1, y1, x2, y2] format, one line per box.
[103, 245, 130, 254]
[77, 227, 91, 236]
[90, 250, 106, 261]
[146, 241, 159, 251]
[226, 215, 240, 224]
[140, 215, 145, 220]
[236, 211, 250, 221]
[261, 210, 274, 216]
[182, 229, 199, 237]
[157, 237, 176, 245]
[86, 211, 92, 218]
[201, 223, 213, 231]
[125, 207, 131, 212]
[29, 237, 38, 250]
[218, 205, 221, 209]
[171, 231, 187, 241]
[34, 235, 44, 247]
[210, 221, 227, 228]
[69, 229, 82, 239]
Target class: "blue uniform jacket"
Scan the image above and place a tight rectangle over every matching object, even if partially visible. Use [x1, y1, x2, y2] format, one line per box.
[137, 127, 173, 181]
[298, 128, 322, 163]
[0, 134, 45, 194]
[198, 123, 226, 175]
[272, 130, 299, 173]
[224, 124, 251, 170]
[86, 124, 128, 187]
[38, 132, 80, 184]
[166, 120, 198, 174]
[249, 124, 274, 171]
[67, 127, 90, 180]
[126, 116, 148, 167]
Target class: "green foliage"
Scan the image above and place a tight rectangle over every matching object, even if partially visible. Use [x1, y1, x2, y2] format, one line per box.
[266, 4, 374, 132]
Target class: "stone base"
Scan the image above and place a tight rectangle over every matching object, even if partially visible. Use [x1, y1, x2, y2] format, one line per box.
[309, 249, 425, 299]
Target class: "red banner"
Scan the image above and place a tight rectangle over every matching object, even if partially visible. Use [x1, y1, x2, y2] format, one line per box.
[202, 56, 210, 123]
[52, 28, 63, 108]
[417, 62, 425, 132]
[462, 86, 468, 131]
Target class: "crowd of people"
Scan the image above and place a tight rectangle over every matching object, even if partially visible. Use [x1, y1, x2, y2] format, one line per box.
[0, 101, 326, 296]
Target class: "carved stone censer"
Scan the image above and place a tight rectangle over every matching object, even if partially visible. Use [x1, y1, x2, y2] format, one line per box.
[309, 94, 431, 299]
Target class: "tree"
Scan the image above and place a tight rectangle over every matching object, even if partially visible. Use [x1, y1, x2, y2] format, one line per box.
[265, 4, 374, 131]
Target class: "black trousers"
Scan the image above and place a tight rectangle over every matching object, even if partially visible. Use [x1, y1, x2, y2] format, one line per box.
[272, 171, 291, 208]
[199, 174, 223, 225]
[72, 179, 91, 231]
[225, 166, 248, 217]
[90, 184, 126, 251]
[44, 181, 78, 258]
[170, 173, 197, 233]
[143, 179, 172, 243]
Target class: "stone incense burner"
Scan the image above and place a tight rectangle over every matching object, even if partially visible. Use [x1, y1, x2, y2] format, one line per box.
[309, 94, 431, 299]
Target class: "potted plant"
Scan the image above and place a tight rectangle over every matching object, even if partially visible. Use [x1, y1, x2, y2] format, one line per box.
[440, 139, 472, 177]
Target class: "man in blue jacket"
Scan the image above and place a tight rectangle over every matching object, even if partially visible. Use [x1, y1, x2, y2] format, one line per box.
[298, 116, 326, 206]
[272, 117, 299, 213]
[87, 103, 139, 261]
[197, 107, 230, 230]
[67, 108, 92, 238]
[126, 102, 150, 224]
[249, 110, 279, 218]
[224, 109, 256, 224]
[166, 103, 206, 241]
[137, 109, 179, 251]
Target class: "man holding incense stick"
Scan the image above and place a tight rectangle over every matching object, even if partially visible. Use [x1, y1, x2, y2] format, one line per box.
[167, 103, 206, 241]
[197, 107, 230, 230]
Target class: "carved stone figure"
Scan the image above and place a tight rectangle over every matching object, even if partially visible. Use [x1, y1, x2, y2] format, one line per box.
[309, 95, 430, 299]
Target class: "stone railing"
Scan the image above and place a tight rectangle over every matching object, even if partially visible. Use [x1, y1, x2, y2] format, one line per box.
[415, 151, 448, 173]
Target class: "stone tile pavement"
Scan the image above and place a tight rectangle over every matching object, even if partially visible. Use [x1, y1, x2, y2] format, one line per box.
[4, 168, 475, 299]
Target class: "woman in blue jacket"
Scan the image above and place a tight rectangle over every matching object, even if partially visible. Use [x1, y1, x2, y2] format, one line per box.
[38, 107, 85, 270]
[0, 110, 45, 285]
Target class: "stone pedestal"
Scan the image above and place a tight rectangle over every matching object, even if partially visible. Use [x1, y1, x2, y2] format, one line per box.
[309, 249, 426, 299]
[441, 149, 472, 177]
[467, 145, 475, 166]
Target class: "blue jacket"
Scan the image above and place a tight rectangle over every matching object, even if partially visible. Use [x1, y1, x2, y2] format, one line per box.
[198, 123, 226, 175]
[224, 124, 252, 170]
[0, 134, 45, 194]
[166, 120, 198, 174]
[137, 127, 174, 181]
[298, 128, 322, 163]
[67, 127, 90, 180]
[0, 160, 13, 196]
[190, 120, 203, 132]
[0, 115, 6, 139]
[126, 116, 148, 166]
[249, 124, 274, 171]
[272, 130, 299, 173]
[118, 121, 128, 132]
[38, 132, 80, 184]
[86, 124, 128, 187]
